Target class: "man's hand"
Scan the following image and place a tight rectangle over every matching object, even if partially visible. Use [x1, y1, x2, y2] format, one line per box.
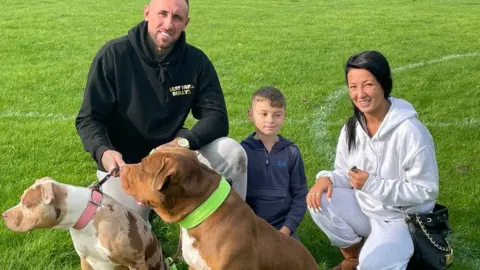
[155, 139, 179, 150]
[348, 167, 369, 189]
[101, 150, 125, 176]
[279, 226, 291, 236]
[155, 137, 187, 151]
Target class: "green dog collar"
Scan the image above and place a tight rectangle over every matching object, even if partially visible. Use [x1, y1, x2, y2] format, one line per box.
[178, 176, 231, 229]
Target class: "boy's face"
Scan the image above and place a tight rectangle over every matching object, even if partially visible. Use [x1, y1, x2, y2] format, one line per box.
[248, 98, 286, 136]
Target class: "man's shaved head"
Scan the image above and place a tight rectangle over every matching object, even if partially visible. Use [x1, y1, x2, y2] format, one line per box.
[149, 0, 189, 13]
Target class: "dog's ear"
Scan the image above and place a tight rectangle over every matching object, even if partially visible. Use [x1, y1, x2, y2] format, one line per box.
[21, 182, 54, 207]
[153, 173, 172, 192]
[151, 157, 176, 192]
[35, 177, 53, 184]
[40, 182, 55, 204]
[29, 178, 55, 205]
[169, 153, 207, 195]
[149, 150, 206, 194]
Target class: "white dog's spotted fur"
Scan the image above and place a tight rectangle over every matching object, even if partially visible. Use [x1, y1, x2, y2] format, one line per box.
[2, 177, 165, 270]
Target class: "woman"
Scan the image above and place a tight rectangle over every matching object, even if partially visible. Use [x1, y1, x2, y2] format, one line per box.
[307, 51, 439, 270]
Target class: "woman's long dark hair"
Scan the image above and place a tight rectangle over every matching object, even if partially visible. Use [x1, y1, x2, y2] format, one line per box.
[345, 51, 392, 152]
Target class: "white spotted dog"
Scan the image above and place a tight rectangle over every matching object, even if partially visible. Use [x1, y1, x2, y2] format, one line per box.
[2, 177, 169, 270]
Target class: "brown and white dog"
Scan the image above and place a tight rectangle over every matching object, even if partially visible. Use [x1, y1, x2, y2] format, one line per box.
[2, 177, 168, 270]
[120, 147, 318, 270]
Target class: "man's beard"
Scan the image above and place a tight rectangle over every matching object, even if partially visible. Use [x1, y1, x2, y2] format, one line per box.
[147, 32, 174, 56]
[152, 32, 174, 52]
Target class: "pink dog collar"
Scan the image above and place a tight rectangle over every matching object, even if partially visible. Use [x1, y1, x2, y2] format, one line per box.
[73, 188, 103, 230]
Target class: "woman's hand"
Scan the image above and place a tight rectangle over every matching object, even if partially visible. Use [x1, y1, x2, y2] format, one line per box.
[306, 177, 333, 212]
[349, 167, 369, 189]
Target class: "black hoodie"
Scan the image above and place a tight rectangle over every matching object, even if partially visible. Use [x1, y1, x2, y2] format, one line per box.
[76, 21, 228, 170]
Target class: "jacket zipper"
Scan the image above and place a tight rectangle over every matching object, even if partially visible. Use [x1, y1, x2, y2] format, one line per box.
[368, 138, 380, 177]
[264, 149, 270, 172]
[360, 125, 381, 178]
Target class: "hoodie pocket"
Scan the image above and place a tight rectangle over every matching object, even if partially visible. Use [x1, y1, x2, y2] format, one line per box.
[246, 188, 288, 222]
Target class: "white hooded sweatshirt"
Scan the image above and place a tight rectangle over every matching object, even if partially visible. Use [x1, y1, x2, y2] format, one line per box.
[317, 97, 439, 220]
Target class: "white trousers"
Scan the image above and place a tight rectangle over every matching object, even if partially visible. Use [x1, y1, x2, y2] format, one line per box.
[309, 188, 413, 270]
[97, 137, 248, 220]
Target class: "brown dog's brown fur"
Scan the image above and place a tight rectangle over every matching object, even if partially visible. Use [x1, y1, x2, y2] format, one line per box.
[121, 147, 318, 270]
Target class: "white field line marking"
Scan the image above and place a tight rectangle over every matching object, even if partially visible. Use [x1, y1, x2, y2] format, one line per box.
[313, 52, 480, 162]
[0, 111, 478, 128]
[0, 111, 74, 120]
[0, 54, 478, 134]
[230, 119, 480, 127]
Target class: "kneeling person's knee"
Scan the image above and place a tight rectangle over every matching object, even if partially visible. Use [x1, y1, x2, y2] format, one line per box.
[209, 137, 248, 176]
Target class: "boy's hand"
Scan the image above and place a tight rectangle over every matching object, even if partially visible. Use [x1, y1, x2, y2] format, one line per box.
[279, 226, 291, 236]
[348, 167, 369, 189]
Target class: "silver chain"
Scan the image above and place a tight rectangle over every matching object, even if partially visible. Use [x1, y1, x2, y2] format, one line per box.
[415, 214, 452, 253]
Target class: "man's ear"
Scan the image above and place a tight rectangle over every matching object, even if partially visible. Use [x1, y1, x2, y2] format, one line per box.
[248, 108, 253, 121]
[144, 5, 150, 21]
[40, 182, 55, 204]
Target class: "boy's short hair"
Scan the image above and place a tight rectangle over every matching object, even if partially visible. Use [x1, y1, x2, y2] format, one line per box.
[251, 86, 286, 109]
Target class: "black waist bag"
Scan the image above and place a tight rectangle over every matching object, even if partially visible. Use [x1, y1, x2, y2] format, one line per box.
[406, 204, 454, 270]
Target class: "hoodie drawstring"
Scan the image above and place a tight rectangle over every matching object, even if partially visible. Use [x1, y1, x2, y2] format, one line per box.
[157, 63, 169, 103]
[157, 63, 167, 86]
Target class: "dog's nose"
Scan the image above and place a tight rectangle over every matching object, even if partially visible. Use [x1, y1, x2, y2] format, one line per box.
[2, 212, 7, 219]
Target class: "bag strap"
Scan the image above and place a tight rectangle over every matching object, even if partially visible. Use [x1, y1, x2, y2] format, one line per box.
[413, 213, 452, 253]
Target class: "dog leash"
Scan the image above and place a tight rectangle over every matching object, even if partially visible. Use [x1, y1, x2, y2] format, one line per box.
[74, 168, 119, 230]
[90, 167, 120, 191]
[167, 226, 183, 269]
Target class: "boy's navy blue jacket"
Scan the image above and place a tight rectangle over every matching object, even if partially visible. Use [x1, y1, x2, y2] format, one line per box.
[241, 133, 308, 233]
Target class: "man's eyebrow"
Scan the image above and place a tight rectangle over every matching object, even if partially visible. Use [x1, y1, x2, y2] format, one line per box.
[173, 13, 184, 18]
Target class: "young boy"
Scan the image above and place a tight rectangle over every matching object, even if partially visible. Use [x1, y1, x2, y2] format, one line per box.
[241, 86, 308, 239]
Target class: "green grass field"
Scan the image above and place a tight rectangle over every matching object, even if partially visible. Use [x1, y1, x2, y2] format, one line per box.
[1, 0, 479, 269]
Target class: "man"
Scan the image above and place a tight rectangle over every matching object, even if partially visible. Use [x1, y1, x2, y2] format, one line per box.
[75, 0, 247, 220]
